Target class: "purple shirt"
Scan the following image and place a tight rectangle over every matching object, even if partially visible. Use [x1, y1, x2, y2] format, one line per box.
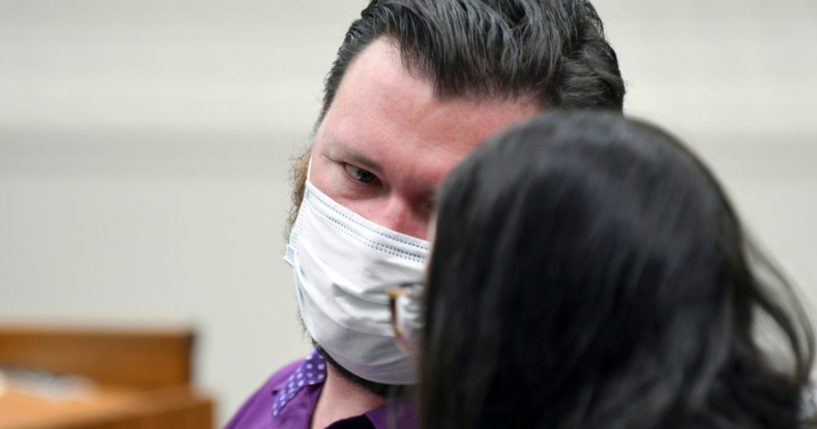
[226, 350, 418, 429]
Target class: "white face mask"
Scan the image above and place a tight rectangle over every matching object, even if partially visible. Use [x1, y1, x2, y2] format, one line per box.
[284, 177, 429, 385]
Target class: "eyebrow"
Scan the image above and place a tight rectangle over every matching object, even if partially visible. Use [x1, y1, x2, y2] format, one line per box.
[332, 141, 384, 173]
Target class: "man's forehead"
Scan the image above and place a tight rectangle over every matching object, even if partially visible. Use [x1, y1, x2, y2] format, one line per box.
[315, 38, 540, 188]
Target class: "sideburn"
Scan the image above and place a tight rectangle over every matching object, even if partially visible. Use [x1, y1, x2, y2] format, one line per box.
[286, 147, 311, 239]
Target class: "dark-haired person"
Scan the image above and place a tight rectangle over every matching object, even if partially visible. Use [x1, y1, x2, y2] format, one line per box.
[415, 111, 815, 429]
[227, 1, 625, 428]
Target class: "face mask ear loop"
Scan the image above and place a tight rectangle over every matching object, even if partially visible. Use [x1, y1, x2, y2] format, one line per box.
[306, 155, 314, 184]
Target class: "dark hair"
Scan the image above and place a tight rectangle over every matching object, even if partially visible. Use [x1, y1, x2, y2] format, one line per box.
[422, 111, 815, 429]
[322, 0, 625, 119]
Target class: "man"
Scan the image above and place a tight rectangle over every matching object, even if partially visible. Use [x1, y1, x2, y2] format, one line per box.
[228, 1, 624, 428]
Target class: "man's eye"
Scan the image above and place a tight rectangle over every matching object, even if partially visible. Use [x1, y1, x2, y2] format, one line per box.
[343, 164, 378, 184]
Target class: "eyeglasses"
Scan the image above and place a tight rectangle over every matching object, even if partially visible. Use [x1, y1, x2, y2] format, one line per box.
[386, 281, 425, 354]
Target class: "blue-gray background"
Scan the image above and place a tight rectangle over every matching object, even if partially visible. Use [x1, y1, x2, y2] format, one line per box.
[1, 0, 816, 424]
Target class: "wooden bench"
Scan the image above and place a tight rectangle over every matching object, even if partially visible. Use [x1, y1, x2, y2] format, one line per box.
[0, 324, 214, 429]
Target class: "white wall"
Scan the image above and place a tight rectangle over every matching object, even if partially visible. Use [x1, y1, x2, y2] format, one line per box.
[1, 0, 815, 424]
[596, 0, 817, 312]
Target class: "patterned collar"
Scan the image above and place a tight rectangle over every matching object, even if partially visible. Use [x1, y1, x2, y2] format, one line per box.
[272, 349, 327, 417]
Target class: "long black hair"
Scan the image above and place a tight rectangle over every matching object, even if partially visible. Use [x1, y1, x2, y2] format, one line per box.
[421, 111, 814, 429]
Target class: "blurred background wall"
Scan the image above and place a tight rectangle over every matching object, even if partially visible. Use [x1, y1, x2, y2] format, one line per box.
[1, 0, 815, 424]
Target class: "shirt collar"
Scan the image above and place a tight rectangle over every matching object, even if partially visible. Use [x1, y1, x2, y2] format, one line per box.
[271, 349, 418, 429]
[272, 349, 327, 417]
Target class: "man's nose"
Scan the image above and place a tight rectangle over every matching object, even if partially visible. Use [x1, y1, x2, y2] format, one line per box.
[372, 198, 429, 240]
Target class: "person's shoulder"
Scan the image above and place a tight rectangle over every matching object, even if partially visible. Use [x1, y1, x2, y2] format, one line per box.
[225, 359, 305, 429]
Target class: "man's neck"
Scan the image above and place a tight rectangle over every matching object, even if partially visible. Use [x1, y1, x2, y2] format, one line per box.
[310, 364, 387, 429]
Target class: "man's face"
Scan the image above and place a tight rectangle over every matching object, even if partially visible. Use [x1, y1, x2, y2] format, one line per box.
[310, 39, 539, 239]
